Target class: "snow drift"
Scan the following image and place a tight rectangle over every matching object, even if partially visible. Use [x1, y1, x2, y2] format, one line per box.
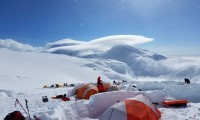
[163, 83, 200, 103]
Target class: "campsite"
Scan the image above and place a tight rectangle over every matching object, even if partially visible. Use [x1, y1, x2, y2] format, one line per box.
[1, 0, 200, 119]
[1, 80, 200, 120]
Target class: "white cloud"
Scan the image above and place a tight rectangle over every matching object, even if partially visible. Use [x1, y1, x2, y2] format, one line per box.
[51, 35, 153, 52]
[46, 39, 85, 48]
[87, 35, 153, 50]
[0, 39, 37, 51]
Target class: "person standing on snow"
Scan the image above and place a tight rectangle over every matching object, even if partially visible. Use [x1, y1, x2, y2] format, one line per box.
[184, 78, 190, 84]
[113, 80, 116, 85]
[97, 76, 104, 92]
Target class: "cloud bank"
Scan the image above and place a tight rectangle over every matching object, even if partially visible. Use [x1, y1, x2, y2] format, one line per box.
[46, 39, 86, 48]
[0, 35, 153, 52]
[0, 39, 36, 51]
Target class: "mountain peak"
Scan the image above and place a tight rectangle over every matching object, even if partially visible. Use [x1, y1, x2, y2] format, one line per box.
[101, 45, 166, 61]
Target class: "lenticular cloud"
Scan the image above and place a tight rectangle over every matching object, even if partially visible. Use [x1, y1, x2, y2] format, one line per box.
[90, 35, 153, 45]
[47, 35, 154, 52]
[86, 35, 153, 51]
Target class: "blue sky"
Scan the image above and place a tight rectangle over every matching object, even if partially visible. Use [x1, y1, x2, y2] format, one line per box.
[0, 0, 200, 56]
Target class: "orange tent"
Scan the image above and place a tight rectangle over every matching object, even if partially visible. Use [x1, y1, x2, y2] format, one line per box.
[76, 84, 98, 100]
[100, 94, 161, 120]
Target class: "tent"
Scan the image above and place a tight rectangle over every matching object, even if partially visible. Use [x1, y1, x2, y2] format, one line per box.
[43, 85, 49, 88]
[76, 84, 98, 100]
[100, 94, 161, 120]
[55, 84, 63, 88]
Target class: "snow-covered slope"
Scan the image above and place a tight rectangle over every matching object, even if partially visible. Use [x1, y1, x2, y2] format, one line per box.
[0, 48, 137, 90]
[84, 59, 136, 80]
[0, 49, 107, 90]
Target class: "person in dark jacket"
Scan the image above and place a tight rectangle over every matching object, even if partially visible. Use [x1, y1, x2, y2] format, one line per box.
[184, 78, 190, 84]
[113, 80, 116, 85]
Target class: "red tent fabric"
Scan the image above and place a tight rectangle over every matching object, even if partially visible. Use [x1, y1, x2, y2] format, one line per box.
[76, 84, 98, 100]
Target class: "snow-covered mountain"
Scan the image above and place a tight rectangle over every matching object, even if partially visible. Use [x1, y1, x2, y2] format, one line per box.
[44, 36, 200, 80]
[100, 45, 168, 77]
[44, 36, 168, 77]
[1, 35, 200, 83]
